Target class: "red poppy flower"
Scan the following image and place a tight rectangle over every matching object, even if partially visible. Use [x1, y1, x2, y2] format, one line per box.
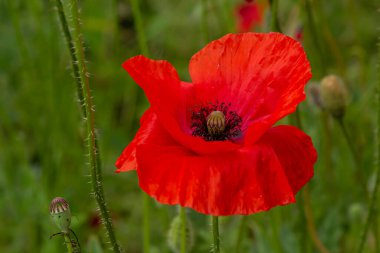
[236, 0, 264, 32]
[116, 32, 317, 216]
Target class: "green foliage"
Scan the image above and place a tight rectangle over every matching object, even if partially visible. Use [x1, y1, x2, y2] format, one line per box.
[0, 0, 378, 252]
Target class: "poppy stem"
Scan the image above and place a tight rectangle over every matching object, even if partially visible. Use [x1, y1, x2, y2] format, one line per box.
[180, 207, 187, 253]
[143, 195, 151, 253]
[130, 0, 149, 56]
[63, 233, 74, 253]
[356, 29, 380, 253]
[269, 0, 281, 33]
[302, 0, 327, 75]
[129, 0, 152, 251]
[291, 109, 330, 253]
[336, 118, 361, 174]
[54, 0, 122, 252]
[212, 216, 220, 253]
[201, 0, 210, 43]
[235, 216, 247, 253]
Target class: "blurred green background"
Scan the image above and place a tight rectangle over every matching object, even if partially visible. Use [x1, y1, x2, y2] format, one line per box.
[0, 0, 379, 252]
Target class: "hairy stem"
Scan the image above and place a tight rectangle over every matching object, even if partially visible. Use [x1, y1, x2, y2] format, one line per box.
[55, 0, 121, 252]
[212, 216, 220, 253]
[64, 233, 74, 253]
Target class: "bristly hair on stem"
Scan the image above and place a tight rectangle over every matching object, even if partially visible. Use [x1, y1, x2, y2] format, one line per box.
[54, 0, 122, 252]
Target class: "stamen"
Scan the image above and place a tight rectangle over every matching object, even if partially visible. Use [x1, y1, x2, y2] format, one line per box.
[191, 102, 242, 142]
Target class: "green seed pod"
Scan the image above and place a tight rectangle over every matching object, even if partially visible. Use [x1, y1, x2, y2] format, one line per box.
[50, 197, 71, 233]
[167, 214, 194, 253]
[320, 75, 349, 119]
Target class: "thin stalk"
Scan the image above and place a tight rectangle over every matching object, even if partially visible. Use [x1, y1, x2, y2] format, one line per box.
[302, 0, 327, 75]
[302, 186, 330, 253]
[129, 0, 151, 251]
[235, 216, 247, 253]
[356, 29, 380, 253]
[54, 0, 86, 117]
[271, 0, 329, 250]
[129, 0, 149, 56]
[64, 234, 74, 253]
[293, 110, 330, 253]
[180, 207, 187, 253]
[142, 195, 150, 253]
[201, 0, 210, 43]
[337, 118, 361, 172]
[212, 216, 220, 253]
[55, 0, 122, 252]
[269, 0, 281, 32]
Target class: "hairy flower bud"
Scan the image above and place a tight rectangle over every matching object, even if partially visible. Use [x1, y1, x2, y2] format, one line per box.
[167, 214, 194, 253]
[50, 197, 71, 233]
[320, 75, 349, 119]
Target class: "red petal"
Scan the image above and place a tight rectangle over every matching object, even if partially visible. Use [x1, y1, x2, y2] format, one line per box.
[260, 125, 317, 193]
[115, 109, 174, 172]
[115, 109, 156, 173]
[135, 141, 308, 216]
[122, 55, 240, 155]
[189, 33, 312, 144]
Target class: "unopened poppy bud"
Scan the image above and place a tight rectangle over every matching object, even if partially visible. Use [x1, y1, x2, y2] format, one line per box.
[207, 111, 226, 136]
[320, 75, 349, 119]
[167, 214, 194, 253]
[50, 197, 71, 233]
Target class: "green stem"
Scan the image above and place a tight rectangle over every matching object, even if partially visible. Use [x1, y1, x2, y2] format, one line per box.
[143, 195, 150, 253]
[129, 0, 149, 56]
[269, 0, 281, 33]
[356, 30, 380, 253]
[180, 207, 187, 253]
[337, 118, 361, 171]
[129, 1, 152, 251]
[64, 233, 74, 253]
[235, 216, 247, 253]
[212, 216, 220, 253]
[291, 110, 330, 253]
[302, 0, 327, 75]
[54, 0, 86, 117]
[55, 0, 122, 252]
[201, 0, 210, 43]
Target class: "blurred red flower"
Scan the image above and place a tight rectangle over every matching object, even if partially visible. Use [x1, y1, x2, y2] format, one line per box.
[116, 32, 317, 216]
[236, 0, 264, 32]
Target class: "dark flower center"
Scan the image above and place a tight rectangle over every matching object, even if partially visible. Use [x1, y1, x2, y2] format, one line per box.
[191, 102, 242, 141]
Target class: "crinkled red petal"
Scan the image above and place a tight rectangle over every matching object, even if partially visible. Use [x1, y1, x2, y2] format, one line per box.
[122, 56, 240, 155]
[261, 125, 317, 193]
[189, 33, 312, 144]
[115, 108, 158, 173]
[134, 123, 316, 216]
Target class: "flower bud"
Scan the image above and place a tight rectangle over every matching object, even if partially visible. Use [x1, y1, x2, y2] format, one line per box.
[167, 214, 194, 253]
[320, 75, 349, 119]
[50, 197, 71, 233]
